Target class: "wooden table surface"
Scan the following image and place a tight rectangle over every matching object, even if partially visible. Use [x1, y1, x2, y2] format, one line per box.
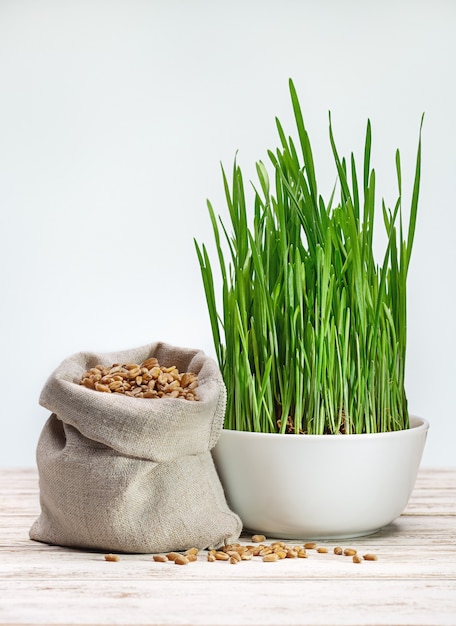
[1, 467, 455, 626]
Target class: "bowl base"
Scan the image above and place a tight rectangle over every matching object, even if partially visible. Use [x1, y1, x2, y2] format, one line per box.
[243, 527, 382, 541]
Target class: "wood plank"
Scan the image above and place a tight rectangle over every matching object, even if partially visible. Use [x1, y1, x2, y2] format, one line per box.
[1, 579, 455, 626]
[1, 545, 456, 580]
[1, 515, 455, 550]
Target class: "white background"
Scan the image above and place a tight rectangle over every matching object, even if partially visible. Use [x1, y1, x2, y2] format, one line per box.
[1, 0, 454, 467]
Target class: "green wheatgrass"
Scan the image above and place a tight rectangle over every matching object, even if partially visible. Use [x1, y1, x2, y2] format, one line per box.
[195, 79, 423, 435]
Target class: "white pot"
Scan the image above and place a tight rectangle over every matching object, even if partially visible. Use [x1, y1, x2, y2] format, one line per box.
[212, 415, 429, 539]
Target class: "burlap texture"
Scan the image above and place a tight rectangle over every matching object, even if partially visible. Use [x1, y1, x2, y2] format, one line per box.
[30, 341, 242, 553]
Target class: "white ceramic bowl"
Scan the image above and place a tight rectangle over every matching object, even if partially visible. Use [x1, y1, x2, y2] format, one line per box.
[212, 416, 429, 539]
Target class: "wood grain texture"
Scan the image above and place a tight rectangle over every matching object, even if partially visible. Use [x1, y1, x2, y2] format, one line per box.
[0, 467, 455, 626]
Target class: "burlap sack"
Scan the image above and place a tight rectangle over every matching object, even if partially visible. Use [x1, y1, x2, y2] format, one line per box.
[30, 341, 242, 553]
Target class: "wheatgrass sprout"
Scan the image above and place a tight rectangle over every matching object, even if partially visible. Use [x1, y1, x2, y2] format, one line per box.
[195, 79, 423, 435]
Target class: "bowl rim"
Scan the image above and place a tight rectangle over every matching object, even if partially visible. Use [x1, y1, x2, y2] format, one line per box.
[219, 415, 429, 442]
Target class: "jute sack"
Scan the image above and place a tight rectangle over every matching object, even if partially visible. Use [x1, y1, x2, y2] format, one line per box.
[30, 341, 242, 553]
